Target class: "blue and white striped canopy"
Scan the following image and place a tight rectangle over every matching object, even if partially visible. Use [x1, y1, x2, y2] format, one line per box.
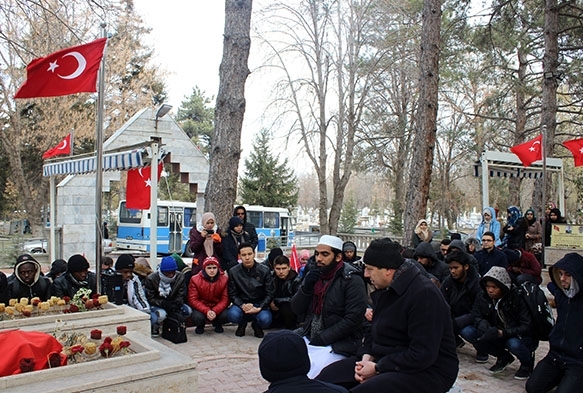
[43, 149, 146, 177]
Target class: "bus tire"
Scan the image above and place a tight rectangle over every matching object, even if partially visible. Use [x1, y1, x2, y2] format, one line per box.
[182, 240, 194, 258]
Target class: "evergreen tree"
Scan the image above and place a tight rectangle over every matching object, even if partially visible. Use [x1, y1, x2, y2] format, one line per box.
[338, 196, 358, 234]
[175, 86, 214, 156]
[239, 129, 298, 208]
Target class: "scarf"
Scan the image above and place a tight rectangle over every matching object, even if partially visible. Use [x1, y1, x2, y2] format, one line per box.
[158, 270, 175, 298]
[203, 233, 214, 258]
[414, 219, 430, 241]
[312, 261, 344, 315]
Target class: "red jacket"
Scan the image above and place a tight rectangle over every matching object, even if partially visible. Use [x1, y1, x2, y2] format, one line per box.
[187, 271, 229, 315]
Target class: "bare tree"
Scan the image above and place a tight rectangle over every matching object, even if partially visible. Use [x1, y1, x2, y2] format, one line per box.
[205, 0, 253, 229]
[402, 0, 441, 246]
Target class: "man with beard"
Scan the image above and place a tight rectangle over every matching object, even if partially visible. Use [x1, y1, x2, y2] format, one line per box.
[270, 255, 300, 329]
[291, 235, 367, 378]
[51, 254, 97, 298]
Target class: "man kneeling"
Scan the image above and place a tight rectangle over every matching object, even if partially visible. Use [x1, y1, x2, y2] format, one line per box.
[316, 238, 459, 393]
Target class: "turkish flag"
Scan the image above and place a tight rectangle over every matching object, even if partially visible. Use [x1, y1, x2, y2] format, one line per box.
[126, 163, 163, 210]
[563, 137, 583, 167]
[14, 38, 107, 99]
[510, 134, 542, 167]
[42, 134, 72, 159]
[289, 243, 301, 273]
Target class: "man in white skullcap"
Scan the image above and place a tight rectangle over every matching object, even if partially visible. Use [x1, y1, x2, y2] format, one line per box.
[291, 235, 367, 378]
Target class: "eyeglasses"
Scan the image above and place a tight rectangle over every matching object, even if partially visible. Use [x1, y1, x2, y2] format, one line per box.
[481, 239, 493, 242]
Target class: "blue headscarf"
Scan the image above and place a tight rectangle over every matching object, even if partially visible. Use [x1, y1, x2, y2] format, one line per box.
[507, 206, 522, 227]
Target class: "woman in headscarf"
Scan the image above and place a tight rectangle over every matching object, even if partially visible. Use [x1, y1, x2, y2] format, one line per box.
[476, 207, 502, 247]
[188, 212, 223, 275]
[545, 208, 565, 246]
[524, 208, 543, 255]
[502, 206, 528, 249]
[412, 219, 432, 248]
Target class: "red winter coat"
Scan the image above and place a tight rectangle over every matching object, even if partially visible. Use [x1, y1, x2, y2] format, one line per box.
[187, 271, 229, 315]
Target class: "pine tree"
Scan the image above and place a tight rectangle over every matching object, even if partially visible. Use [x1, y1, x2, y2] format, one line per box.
[239, 129, 298, 208]
[339, 196, 359, 234]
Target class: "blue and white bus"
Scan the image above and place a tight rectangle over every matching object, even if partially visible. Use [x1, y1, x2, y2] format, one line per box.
[243, 205, 293, 247]
[116, 200, 196, 255]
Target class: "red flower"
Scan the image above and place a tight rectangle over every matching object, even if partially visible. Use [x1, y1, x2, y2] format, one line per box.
[99, 342, 114, 358]
[32, 298, 41, 307]
[20, 358, 36, 373]
[119, 341, 131, 349]
[116, 326, 127, 335]
[62, 296, 71, 304]
[71, 345, 85, 355]
[47, 352, 66, 368]
[69, 304, 79, 313]
[90, 329, 102, 340]
[22, 310, 32, 317]
[93, 299, 101, 308]
[92, 294, 100, 300]
[85, 300, 95, 309]
[103, 336, 113, 344]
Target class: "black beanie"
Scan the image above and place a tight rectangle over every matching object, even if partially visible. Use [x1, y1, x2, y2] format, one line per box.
[363, 238, 404, 269]
[258, 330, 310, 382]
[115, 254, 135, 271]
[268, 248, 283, 263]
[68, 254, 90, 273]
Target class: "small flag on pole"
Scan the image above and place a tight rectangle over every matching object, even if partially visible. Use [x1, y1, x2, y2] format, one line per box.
[126, 163, 163, 210]
[562, 137, 583, 167]
[42, 134, 72, 159]
[510, 135, 543, 167]
[289, 243, 301, 273]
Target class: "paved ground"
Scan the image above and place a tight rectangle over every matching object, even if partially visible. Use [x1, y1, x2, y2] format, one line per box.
[155, 324, 547, 393]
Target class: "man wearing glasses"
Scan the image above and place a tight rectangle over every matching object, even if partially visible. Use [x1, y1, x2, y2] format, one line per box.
[474, 232, 508, 276]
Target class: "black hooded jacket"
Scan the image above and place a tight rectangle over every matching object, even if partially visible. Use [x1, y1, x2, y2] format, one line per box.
[233, 205, 259, 249]
[7, 259, 51, 301]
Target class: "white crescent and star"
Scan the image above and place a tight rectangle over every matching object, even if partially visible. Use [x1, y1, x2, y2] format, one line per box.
[529, 140, 541, 152]
[46, 51, 87, 80]
[137, 168, 152, 188]
[56, 139, 68, 150]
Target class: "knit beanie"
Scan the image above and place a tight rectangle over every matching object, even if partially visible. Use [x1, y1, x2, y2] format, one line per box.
[363, 238, 404, 269]
[229, 216, 244, 230]
[202, 256, 221, 269]
[68, 254, 90, 273]
[49, 259, 68, 276]
[171, 253, 187, 272]
[268, 248, 283, 264]
[343, 242, 356, 252]
[258, 330, 310, 382]
[159, 256, 177, 272]
[115, 254, 135, 271]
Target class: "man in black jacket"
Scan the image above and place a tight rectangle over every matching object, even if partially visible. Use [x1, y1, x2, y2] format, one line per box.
[233, 205, 259, 250]
[8, 254, 51, 301]
[51, 254, 97, 298]
[291, 235, 367, 378]
[227, 242, 275, 338]
[316, 237, 458, 393]
[270, 255, 300, 329]
[526, 252, 583, 393]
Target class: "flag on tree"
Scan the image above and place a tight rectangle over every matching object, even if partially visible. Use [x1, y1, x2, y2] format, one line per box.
[510, 134, 543, 167]
[562, 137, 583, 167]
[289, 243, 301, 273]
[14, 38, 107, 99]
[42, 134, 72, 159]
[126, 163, 163, 210]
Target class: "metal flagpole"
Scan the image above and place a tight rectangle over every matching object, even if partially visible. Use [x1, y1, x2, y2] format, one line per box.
[95, 23, 108, 293]
[541, 125, 547, 266]
[149, 137, 161, 266]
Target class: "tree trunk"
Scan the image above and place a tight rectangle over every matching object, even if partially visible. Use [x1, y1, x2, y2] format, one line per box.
[509, 47, 528, 206]
[533, 0, 558, 214]
[403, 0, 441, 246]
[205, 0, 252, 229]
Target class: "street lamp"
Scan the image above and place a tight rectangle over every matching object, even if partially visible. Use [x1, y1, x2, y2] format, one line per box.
[154, 104, 173, 130]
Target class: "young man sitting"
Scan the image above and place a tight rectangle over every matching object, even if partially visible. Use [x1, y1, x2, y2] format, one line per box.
[270, 255, 300, 329]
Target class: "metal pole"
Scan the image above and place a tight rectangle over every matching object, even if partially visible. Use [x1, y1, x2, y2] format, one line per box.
[541, 125, 547, 266]
[149, 136, 161, 266]
[95, 24, 107, 293]
[49, 176, 56, 262]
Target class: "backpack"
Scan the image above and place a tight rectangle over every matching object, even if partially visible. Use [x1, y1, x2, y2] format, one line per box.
[516, 281, 555, 341]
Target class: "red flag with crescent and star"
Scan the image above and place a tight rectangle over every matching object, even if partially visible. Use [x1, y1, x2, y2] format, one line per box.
[126, 162, 163, 210]
[42, 134, 72, 159]
[14, 38, 107, 99]
[510, 135, 543, 167]
[562, 137, 583, 167]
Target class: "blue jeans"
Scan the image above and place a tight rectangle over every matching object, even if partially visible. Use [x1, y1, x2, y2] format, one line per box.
[227, 304, 272, 328]
[460, 325, 537, 367]
[150, 304, 192, 329]
[526, 352, 583, 393]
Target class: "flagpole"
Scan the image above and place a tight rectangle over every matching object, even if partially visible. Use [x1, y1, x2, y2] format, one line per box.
[95, 23, 107, 293]
[541, 125, 547, 266]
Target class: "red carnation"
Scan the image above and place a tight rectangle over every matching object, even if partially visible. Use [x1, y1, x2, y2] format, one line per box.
[119, 341, 131, 349]
[19, 358, 35, 373]
[116, 326, 127, 335]
[93, 299, 101, 308]
[69, 304, 79, 313]
[99, 342, 114, 358]
[103, 336, 113, 344]
[85, 300, 95, 309]
[71, 345, 85, 354]
[32, 298, 41, 307]
[90, 329, 102, 340]
[22, 310, 32, 317]
[92, 294, 100, 300]
[47, 352, 66, 368]
[62, 296, 71, 304]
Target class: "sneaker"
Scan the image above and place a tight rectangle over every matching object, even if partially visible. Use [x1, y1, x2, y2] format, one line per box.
[514, 366, 532, 380]
[489, 356, 514, 374]
[214, 324, 224, 333]
[235, 323, 246, 337]
[151, 328, 160, 338]
[251, 322, 264, 338]
[195, 326, 204, 334]
[475, 353, 489, 363]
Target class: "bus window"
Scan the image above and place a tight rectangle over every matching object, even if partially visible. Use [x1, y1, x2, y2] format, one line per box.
[119, 202, 142, 224]
[247, 211, 262, 228]
[158, 206, 168, 226]
[184, 207, 197, 227]
[264, 212, 279, 228]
